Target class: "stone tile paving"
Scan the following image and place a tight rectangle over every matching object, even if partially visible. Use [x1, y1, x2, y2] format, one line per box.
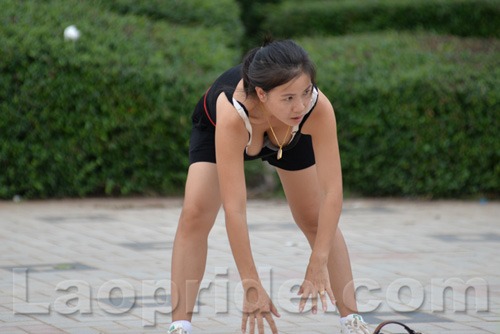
[0, 198, 499, 333]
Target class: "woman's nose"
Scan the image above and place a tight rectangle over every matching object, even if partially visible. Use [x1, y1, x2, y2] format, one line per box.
[295, 97, 307, 111]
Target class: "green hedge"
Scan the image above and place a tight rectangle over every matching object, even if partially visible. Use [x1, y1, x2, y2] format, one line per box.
[262, 0, 500, 39]
[2, 1, 499, 199]
[99, 0, 244, 43]
[234, 0, 282, 51]
[297, 32, 500, 197]
[0, 0, 240, 198]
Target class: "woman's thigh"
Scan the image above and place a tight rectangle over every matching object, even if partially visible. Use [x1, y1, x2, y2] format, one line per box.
[276, 165, 321, 235]
[178, 162, 221, 235]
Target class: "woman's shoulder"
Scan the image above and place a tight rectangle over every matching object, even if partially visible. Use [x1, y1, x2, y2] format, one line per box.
[216, 91, 246, 126]
[316, 89, 334, 112]
[215, 90, 251, 152]
[301, 89, 335, 135]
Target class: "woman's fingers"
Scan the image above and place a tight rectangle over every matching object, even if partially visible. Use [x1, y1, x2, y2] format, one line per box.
[242, 313, 248, 333]
[243, 312, 278, 334]
[256, 313, 265, 334]
[311, 290, 319, 314]
[319, 288, 328, 311]
[299, 288, 311, 313]
[298, 283, 336, 313]
[249, 313, 255, 334]
[241, 283, 280, 333]
[327, 287, 336, 306]
[298, 280, 311, 312]
[270, 301, 281, 318]
[318, 286, 336, 311]
[264, 312, 278, 334]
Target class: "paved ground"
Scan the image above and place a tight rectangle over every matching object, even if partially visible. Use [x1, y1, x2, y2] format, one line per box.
[0, 197, 499, 334]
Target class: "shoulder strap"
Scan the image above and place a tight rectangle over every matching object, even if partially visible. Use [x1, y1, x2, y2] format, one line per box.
[231, 98, 253, 147]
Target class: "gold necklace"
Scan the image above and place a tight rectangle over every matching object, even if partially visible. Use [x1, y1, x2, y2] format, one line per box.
[262, 103, 290, 160]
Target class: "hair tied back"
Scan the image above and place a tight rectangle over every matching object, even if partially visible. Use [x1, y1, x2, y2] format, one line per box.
[261, 35, 273, 48]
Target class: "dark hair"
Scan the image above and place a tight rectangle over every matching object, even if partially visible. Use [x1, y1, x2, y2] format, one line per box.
[242, 39, 316, 97]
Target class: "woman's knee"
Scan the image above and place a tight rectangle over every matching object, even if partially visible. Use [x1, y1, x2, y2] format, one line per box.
[295, 211, 319, 235]
[176, 205, 216, 237]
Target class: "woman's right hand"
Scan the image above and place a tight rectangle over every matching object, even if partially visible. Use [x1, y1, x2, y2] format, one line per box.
[241, 279, 280, 334]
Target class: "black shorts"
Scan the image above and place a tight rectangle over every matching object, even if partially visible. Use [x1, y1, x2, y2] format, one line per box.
[189, 101, 315, 171]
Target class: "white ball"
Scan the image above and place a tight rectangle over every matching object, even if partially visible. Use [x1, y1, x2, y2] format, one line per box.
[64, 25, 81, 41]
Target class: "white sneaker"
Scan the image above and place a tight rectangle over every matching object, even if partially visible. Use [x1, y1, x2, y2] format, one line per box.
[341, 314, 370, 334]
[167, 323, 189, 334]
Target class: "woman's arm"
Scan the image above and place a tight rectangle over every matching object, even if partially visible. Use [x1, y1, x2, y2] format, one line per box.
[306, 90, 343, 262]
[215, 93, 259, 280]
[215, 93, 279, 333]
[299, 89, 343, 310]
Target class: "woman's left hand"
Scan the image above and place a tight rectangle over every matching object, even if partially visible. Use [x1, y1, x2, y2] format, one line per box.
[297, 260, 336, 314]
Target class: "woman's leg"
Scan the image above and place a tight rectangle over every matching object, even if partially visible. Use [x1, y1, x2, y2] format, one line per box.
[276, 166, 358, 316]
[171, 162, 222, 322]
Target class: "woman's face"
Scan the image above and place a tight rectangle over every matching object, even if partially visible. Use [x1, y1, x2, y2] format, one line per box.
[261, 72, 313, 126]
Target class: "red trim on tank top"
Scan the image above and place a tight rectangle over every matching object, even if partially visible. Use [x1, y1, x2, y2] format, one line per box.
[204, 86, 216, 127]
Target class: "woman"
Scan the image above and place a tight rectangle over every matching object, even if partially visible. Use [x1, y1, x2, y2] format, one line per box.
[168, 39, 370, 334]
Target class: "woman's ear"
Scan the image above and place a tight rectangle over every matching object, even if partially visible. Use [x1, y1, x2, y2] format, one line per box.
[255, 87, 267, 103]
